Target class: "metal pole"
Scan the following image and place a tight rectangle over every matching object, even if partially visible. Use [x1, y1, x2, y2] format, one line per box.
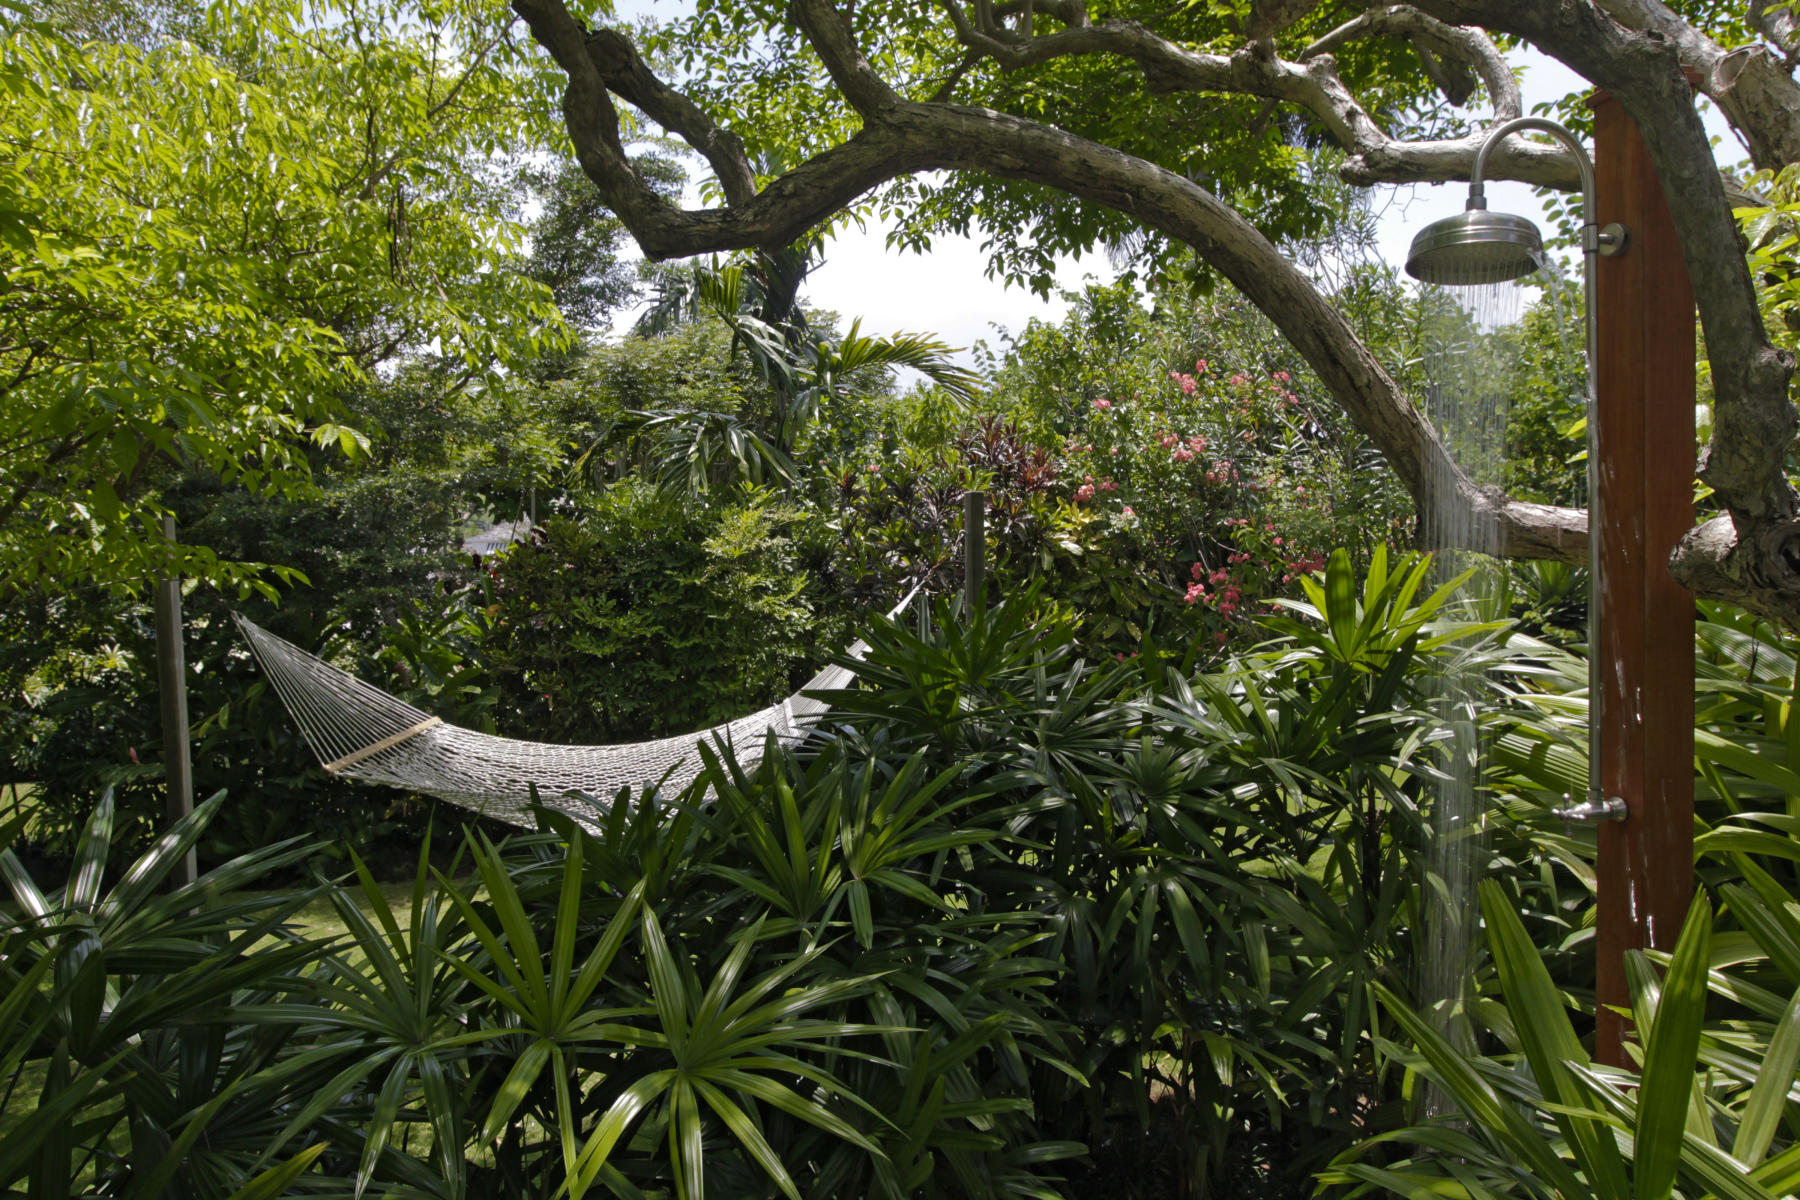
[1473, 117, 1622, 826]
[152, 514, 196, 890]
[963, 490, 986, 615]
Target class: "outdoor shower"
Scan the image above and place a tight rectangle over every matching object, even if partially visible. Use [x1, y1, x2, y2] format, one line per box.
[1405, 116, 1629, 826]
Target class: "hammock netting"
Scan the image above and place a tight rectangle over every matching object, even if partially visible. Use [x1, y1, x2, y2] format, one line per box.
[234, 614, 871, 828]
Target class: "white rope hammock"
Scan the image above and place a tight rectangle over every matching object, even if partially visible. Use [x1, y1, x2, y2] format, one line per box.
[234, 611, 887, 828]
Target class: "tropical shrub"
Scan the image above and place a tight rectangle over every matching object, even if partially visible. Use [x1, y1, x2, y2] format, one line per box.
[0, 791, 341, 1194]
[483, 484, 844, 744]
[27, 550, 1800, 1198]
[0, 456, 507, 867]
[982, 281, 1414, 658]
[804, 553, 1532, 1196]
[806, 414, 1065, 613]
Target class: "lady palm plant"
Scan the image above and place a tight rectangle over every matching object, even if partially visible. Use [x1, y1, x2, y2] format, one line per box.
[796, 564, 1526, 1197]
[0, 789, 343, 1197]
[1323, 882, 1800, 1200]
[1323, 599, 1800, 1200]
[250, 836, 482, 1198]
[9, 546, 1643, 1198]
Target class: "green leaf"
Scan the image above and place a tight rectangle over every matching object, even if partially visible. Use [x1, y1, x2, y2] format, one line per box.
[1477, 880, 1629, 1198]
[1732, 979, 1800, 1166]
[1632, 895, 1711, 1200]
[224, 1144, 329, 1200]
[1325, 548, 1357, 659]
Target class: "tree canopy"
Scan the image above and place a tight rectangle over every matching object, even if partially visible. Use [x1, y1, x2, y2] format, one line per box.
[512, 0, 1800, 624]
[0, 0, 569, 596]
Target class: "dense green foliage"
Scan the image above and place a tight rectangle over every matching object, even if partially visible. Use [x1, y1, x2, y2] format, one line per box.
[1326, 601, 1800, 1199]
[484, 487, 838, 743]
[0, 357, 555, 864]
[6, 572, 1800, 1197]
[0, 0, 568, 595]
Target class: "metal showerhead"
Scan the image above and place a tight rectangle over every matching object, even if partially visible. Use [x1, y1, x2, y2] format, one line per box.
[1405, 207, 1545, 285]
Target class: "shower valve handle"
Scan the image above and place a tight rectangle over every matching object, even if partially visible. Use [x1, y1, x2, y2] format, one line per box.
[1553, 792, 1629, 824]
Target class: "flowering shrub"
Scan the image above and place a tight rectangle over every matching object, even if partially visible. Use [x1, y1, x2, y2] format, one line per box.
[989, 284, 1415, 656]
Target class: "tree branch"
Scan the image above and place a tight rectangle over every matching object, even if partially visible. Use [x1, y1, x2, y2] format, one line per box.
[1589, 0, 1800, 169]
[938, 2, 1575, 188]
[579, 28, 759, 206]
[1749, 0, 1800, 62]
[517, 0, 1800, 623]
[511, 0, 684, 239]
[1303, 6, 1518, 113]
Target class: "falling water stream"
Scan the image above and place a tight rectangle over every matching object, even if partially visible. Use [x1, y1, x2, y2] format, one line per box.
[1417, 276, 1532, 1081]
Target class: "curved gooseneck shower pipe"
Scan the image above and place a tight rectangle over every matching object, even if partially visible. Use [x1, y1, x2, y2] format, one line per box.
[1404, 116, 1628, 823]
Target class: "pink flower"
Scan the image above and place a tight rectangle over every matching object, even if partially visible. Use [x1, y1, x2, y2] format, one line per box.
[1210, 570, 1227, 584]
[1173, 448, 1194, 462]
[1190, 562, 1205, 581]
[1273, 371, 1291, 382]
[1074, 484, 1096, 502]
[1187, 435, 1206, 451]
[1093, 397, 1112, 410]
[1229, 373, 1249, 387]
[1121, 505, 1134, 517]
[1109, 447, 1120, 456]
[1084, 474, 1094, 483]
[1272, 537, 1284, 547]
[1195, 359, 1208, 373]
[1185, 583, 1205, 604]
[1179, 376, 1198, 396]
[1100, 478, 1118, 491]
[866, 463, 881, 473]
[1215, 631, 1228, 644]
[1159, 433, 1177, 449]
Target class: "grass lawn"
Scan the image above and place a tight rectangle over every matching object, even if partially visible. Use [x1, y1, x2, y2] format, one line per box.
[277, 877, 422, 946]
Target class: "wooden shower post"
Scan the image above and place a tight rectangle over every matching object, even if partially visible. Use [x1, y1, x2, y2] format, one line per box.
[1588, 90, 1697, 1066]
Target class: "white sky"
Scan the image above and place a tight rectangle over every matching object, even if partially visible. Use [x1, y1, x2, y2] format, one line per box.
[602, 9, 1744, 363]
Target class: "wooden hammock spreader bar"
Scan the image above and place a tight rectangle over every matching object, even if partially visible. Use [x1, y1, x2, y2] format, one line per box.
[322, 717, 443, 775]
